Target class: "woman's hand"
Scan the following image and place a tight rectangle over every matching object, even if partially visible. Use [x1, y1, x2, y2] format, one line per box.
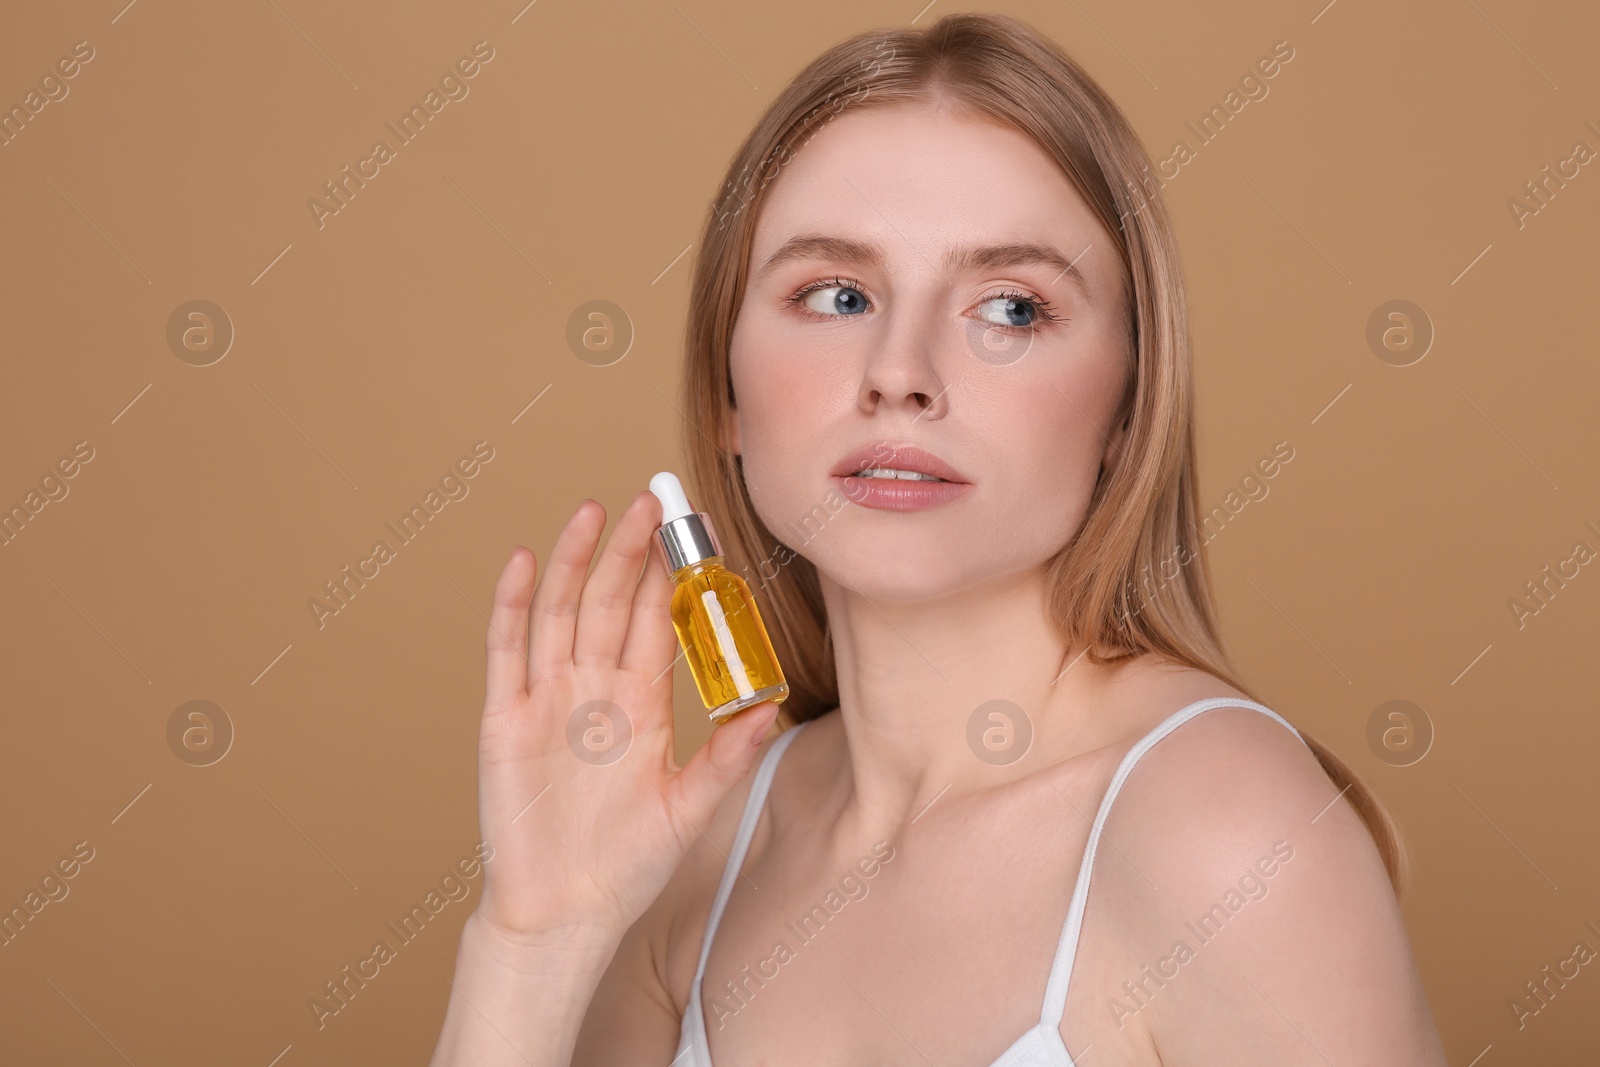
[472, 490, 782, 946]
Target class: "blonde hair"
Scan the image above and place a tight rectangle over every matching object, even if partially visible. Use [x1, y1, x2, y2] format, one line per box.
[676, 12, 1406, 895]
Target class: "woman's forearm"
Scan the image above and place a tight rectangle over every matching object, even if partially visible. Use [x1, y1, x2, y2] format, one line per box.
[428, 909, 620, 1067]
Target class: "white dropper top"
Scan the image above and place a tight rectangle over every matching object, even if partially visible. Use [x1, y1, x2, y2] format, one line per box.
[649, 471, 693, 523]
[649, 471, 720, 572]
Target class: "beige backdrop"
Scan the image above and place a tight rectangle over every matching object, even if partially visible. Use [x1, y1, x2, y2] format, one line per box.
[2, 0, 1596, 1062]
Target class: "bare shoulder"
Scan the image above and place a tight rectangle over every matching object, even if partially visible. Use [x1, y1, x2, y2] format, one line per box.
[1089, 668, 1446, 1063]
[1088, 661, 1359, 856]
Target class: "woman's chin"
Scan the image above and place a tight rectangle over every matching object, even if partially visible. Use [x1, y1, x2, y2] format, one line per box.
[815, 552, 975, 604]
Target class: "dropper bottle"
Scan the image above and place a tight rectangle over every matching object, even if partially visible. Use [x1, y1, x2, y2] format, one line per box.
[649, 471, 789, 724]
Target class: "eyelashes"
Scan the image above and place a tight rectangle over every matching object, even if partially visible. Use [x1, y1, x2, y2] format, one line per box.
[983, 288, 1066, 329]
[785, 276, 866, 320]
[783, 275, 1067, 332]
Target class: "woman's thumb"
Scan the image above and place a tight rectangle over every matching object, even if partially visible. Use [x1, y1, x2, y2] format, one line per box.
[667, 701, 784, 830]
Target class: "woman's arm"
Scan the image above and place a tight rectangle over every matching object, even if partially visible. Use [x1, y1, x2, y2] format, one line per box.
[1099, 706, 1448, 1064]
[428, 493, 781, 1065]
[429, 913, 622, 1066]
[433, 850, 708, 1066]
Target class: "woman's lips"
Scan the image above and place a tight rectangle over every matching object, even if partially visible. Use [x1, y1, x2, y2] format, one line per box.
[831, 473, 973, 511]
[830, 444, 967, 484]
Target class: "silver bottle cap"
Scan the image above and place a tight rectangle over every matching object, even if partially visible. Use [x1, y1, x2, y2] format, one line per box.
[656, 510, 722, 574]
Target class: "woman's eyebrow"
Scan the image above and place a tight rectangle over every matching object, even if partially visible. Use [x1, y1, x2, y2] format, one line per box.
[949, 242, 1091, 302]
[756, 234, 882, 280]
[756, 233, 1091, 302]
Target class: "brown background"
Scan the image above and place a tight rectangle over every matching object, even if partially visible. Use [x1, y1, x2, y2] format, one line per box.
[2, 0, 1596, 1062]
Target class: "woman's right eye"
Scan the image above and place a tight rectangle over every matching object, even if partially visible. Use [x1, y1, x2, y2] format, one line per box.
[797, 284, 870, 317]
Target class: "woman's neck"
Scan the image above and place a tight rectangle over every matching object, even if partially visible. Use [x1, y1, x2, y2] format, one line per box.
[813, 568, 1133, 844]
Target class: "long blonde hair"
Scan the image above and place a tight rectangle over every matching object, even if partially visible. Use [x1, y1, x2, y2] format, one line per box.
[675, 12, 1406, 894]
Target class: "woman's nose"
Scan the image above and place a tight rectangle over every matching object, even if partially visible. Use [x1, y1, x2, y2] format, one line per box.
[855, 316, 951, 421]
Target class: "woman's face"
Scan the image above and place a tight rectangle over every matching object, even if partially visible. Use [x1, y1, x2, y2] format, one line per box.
[727, 101, 1132, 600]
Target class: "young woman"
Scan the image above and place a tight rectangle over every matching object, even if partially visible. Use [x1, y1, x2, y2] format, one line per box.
[430, 13, 1447, 1066]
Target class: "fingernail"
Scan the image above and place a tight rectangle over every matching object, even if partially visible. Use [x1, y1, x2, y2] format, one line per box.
[750, 704, 778, 745]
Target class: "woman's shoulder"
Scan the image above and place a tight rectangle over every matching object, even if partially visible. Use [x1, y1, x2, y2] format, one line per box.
[1072, 659, 1390, 935]
[1093, 661, 1361, 867]
[1087, 657, 1314, 785]
[1081, 676, 1440, 1059]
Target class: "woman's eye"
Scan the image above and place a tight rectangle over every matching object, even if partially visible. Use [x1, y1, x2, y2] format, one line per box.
[976, 295, 1041, 329]
[800, 285, 869, 316]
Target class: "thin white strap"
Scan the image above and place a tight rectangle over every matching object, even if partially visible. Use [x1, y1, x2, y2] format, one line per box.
[1038, 697, 1307, 1027]
[691, 719, 811, 988]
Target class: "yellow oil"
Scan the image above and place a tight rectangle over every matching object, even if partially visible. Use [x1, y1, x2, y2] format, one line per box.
[667, 557, 789, 723]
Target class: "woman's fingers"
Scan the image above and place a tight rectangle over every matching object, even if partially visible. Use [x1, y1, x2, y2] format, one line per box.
[527, 500, 606, 683]
[572, 491, 661, 668]
[619, 534, 679, 682]
[484, 546, 536, 707]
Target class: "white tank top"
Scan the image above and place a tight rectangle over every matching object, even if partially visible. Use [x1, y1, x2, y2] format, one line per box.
[673, 696, 1309, 1066]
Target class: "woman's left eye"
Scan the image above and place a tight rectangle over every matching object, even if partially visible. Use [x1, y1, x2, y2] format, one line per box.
[975, 292, 1058, 329]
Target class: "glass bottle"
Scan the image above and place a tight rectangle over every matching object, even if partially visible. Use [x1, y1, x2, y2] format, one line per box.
[649, 471, 789, 724]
